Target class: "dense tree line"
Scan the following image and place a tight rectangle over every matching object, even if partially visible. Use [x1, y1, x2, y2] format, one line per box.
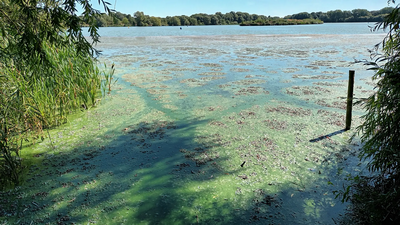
[91, 11, 271, 27]
[285, 7, 394, 22]
[240, 18, 323, 26]
[88, 7, 393, 27]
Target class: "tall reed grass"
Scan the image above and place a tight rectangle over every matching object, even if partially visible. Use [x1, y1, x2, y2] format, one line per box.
[0, 37, 114, 188]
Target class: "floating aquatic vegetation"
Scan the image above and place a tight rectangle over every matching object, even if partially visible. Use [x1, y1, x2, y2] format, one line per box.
[235, 86, 269, 96]
[198, 72, 226, 76]
[304, 65, 320, 70]
[160, 60, 177, 65]
[200, 76, 226, 81]
[146, 88, 167, 95]
[282, 68, 301, 73]
[321, 70, 344, 74]
[281, 50, 310, 57]
[218, 84, 231, 88]
[163, 67, 198, 72]
[266, 106, 312, 117]
[310, 60, 335, 67]
[164, 104, 179, 110]
[175, 91, 188, 99]
[230, 68, 250, 72]
[179, 78, 206, 87]
[127, 120, 177, 145]
[232, 79, 266, 85]
[199, 63, 223, 68]
[245, 74, 267, 78]
[242, 48, 264, 53]
[317, 109, 346, 127]
[153, 94, 172, 103]
[313, 81, 346, 87]
[140, 63, 164, 67]
[263, 70, 278, 74]
[234, 62, 255, 66]
[286, 80, 372, 112]
[112, 55, 147, 63]
[286, 85, 331, 96]
[4, 30, 384, 225]
[315, 99, 347, 110]
[209, 121, 226, 128]
[237, 55, 258, 59]
[263, 119, 288, 130]
[360, 78, 377, 88]
[231, 57, 252, 61]
[292, 74, 340, 79]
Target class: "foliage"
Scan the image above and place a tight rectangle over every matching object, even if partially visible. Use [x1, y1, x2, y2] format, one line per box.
[87, 11, 271, 27]
[338, 1, 400, 224]
[341, 174, 400, 224]
[89, 7, 393, 28]
[0, 0, 113, 188]
[240, 18, 323, 26]
[1, 0, 112, 60]
[286, 7, 394, 22]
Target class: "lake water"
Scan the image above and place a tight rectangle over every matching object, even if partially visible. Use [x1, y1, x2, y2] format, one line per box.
[9, 23, 386, 224]
[87, 22, 383, 37]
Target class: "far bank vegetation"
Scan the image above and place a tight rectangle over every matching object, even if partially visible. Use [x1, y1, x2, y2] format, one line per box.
[85, 7, 393, 27]
[239, 18, 323, 26]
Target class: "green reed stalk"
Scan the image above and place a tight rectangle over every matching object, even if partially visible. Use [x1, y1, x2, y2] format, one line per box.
[0, 36, 114, 188]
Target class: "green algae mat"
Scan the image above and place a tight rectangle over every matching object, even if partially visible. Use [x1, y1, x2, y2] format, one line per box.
[1, 33, 384, 224]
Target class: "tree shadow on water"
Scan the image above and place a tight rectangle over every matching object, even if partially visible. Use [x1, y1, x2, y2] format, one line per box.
[2, 118, 354, 225]
[2, 118, 239, 224]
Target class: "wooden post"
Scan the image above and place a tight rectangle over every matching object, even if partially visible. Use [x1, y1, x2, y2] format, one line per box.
[345, 70, 355, 130]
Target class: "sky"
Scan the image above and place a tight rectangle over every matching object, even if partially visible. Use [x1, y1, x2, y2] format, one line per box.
[90, 0, 394, 17]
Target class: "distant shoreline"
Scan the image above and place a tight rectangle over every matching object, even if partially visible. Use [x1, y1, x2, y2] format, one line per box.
[87, 8, 390, 27]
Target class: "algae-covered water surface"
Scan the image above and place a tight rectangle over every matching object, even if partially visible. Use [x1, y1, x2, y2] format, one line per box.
[1, 24, 385, 224]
